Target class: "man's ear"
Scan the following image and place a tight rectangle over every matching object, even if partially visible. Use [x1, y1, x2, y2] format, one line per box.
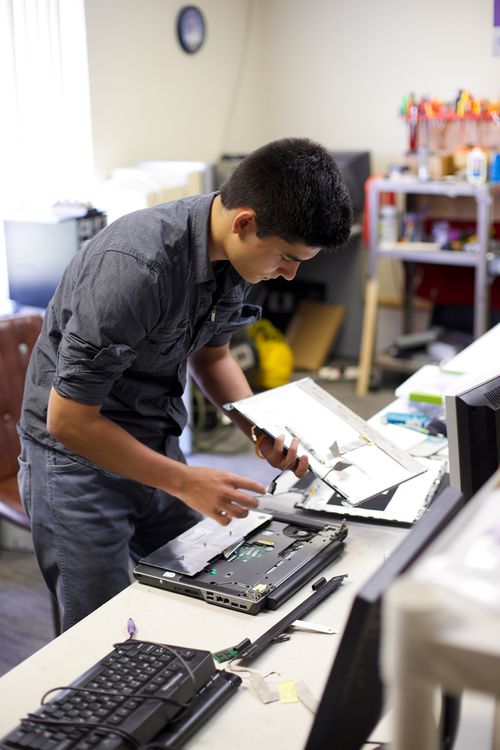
[231, 209, 256, 237]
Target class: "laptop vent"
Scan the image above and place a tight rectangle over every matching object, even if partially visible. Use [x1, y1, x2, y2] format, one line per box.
[485, 385, 500, 410]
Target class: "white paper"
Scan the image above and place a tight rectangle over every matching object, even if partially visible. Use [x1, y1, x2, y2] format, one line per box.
[227, 378, 426, 506]
[293, 459, 445, 525]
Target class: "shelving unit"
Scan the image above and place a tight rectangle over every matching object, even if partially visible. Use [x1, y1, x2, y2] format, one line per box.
[356, 176, 496, 396]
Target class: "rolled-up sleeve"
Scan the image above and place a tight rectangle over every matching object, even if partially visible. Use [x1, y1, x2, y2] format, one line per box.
[53, 248, 162, 405]
[54, 337, 137, 405]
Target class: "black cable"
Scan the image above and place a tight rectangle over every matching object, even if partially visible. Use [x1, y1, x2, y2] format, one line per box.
[41, 683, 192, 711]
[31, 633, 201, 750]
[34, 636, 201, 750]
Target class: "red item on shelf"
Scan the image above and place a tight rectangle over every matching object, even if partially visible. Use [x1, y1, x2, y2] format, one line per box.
[363, 175, 395, 246]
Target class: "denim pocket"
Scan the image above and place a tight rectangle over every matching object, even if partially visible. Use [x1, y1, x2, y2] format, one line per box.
[46, 448, 84, 473]
[47, 446, 127, 482]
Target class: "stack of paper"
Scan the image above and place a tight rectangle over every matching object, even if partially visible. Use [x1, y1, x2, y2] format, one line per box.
[395, 323, 500, 408]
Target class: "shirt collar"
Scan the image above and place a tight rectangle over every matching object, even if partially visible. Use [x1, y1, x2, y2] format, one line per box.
[190, 192, 243, 291]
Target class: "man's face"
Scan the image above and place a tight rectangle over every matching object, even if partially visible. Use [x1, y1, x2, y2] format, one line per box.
[228, 233, 321, 284]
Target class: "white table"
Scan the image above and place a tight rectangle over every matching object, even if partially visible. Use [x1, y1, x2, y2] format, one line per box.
[0, 402, 464, 748]
[0, 518, 406, 747]
[383, 469, 500, 750]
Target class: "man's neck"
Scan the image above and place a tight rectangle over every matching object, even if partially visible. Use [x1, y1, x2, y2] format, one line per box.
[208, 195, 230, 263]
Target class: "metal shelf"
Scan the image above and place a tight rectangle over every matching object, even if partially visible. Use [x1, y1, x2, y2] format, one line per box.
[356, 176, 495, 396]
[370, 176, 490, 199]
[377, 245, 483, 267]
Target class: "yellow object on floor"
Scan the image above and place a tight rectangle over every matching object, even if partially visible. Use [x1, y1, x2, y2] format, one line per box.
[248, 319, 294, 389]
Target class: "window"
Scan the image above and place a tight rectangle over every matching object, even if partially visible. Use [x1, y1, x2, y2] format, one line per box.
[0, 0, 93, 305]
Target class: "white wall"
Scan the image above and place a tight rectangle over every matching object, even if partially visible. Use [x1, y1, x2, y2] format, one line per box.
[84, 0, 500, 180]
[259, 0, 500, 172]
[84, 0, 265, 181]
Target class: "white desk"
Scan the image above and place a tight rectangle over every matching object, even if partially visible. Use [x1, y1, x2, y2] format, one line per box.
[0, 403, 446, 747]
[383, 470, 500, 750]
[0, 519, 406, 747]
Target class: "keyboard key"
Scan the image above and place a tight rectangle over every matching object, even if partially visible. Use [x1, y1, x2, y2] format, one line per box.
[0, 641, 216, 750]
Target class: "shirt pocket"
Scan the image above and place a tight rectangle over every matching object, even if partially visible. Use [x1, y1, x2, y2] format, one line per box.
[213, 302, 261, 337]
[190, 302, 261, 352]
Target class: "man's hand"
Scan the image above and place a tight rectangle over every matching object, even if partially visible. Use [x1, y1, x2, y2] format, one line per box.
[257, 434, 309, 478]
[47, 388, 264, 526]
[176, 465, 265, 525]
[188, 345, 308, 482]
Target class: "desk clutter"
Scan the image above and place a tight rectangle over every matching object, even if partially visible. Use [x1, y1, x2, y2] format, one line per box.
[6, 310, 500, 749]
[0, 633, 238, 750]
[0, 569, 347, 750]
[0, 480, 468, 750]
[133, 509, 347, 614]
[4, 348, 493, 748]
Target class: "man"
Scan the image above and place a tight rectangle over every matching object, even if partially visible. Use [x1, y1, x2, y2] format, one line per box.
[18, 137, 353, 630]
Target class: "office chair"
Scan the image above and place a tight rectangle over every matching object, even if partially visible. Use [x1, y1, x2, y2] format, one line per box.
[0, 313, 61, 637]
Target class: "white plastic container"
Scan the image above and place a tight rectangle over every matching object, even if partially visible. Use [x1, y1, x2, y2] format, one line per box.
[379, 204, 399, 245]
[466, 147, 487, 185]
[417, 144, 430, 181]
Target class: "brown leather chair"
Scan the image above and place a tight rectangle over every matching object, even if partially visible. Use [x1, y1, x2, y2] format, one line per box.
[0, 313, 61, 636]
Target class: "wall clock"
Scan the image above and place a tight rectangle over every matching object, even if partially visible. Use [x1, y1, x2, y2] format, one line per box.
[176, 6, 205, 54]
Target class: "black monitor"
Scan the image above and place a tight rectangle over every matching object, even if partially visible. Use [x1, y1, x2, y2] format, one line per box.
[303, 484, 465, 750]
[214, 150, 371, 218]
[329, 150, 371, 216]
[445, 370, 500, 500]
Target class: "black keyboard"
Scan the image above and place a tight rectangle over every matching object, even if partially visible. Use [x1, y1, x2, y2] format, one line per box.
[0, 640, 218, 750]
[152, 670, 241, 750]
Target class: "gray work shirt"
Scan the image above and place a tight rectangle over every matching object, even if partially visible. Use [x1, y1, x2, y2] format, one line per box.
[20, 193, 260, 455]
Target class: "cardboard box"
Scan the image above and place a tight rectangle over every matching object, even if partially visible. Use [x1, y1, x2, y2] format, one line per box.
[404, 151, 455, 178]
[430, 152, 456, 178]
[286, 300, 345, 371]
[426, 120, 500, 152]
[411, 191, 500, 222]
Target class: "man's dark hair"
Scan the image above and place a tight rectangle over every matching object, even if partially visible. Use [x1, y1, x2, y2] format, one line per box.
[219, 137, 353, 250]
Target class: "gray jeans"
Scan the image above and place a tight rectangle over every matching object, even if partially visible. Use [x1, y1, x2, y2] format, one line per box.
[18, 431, 201, 631]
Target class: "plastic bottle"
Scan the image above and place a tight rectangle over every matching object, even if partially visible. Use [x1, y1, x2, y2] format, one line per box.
[379, 204, 399, 245]
[417, 144, 430, 181]
[466, 146, 487, 185]
[489, 152, 500, 183]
